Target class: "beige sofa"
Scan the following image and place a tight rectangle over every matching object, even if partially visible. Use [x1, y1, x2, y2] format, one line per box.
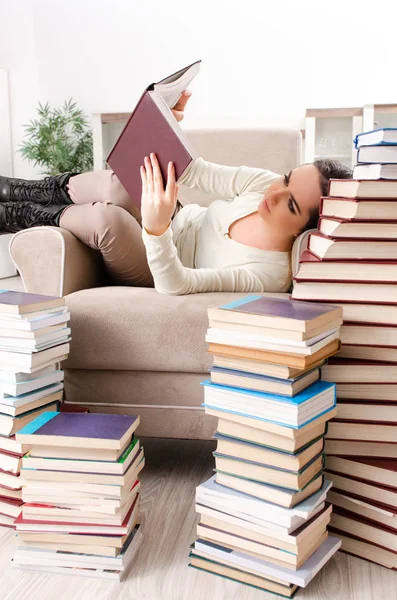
[10, 128, 304, 440]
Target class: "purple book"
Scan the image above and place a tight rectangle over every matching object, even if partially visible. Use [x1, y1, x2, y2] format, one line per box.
[0, 290, 64, 315]
[15, 412, 139, 449]
[107, 60, 201, 209]
[218, 295, 342, 330]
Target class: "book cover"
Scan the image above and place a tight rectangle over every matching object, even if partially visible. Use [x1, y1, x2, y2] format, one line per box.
[107, 60, 201, 208]
[0, 291, 64, 315]
[218, 295, 339, 322]
[16, 412, 139, 443]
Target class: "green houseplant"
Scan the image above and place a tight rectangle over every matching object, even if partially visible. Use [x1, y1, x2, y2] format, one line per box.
[20, 99, 93, 176]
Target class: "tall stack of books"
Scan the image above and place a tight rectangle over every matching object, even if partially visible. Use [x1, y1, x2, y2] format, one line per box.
[12, 411, 144, 580]
[189, 295, 343, 596]
[0, 291, 71, 528]
[292, 127, 397, 569]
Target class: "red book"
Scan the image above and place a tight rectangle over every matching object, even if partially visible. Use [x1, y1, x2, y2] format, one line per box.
[107, 61, 201, 209]
[320, 195, 397, 222]
[296, 251, 397, 284]
[318, 216, 397, 241]
[326, 455, 397, 490]
[328, 178, 397, 199]
[307, 231, 397, 261]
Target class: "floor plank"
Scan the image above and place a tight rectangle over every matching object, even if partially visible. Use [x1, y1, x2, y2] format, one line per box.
[0, 438, 396, 600]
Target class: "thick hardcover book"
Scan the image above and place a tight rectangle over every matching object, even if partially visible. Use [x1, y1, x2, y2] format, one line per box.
[322, 359, 397, 383]
[357, 145, 397, 164]
[320, 196, 397, 222]
[0, 291, 64, 315]
[318, 217, 397, 240]
[326, 420, 397, 443]
[325, 455, 397, 489]
[296, 251, 397, 284]
[202, 379, 336, 429]
[328, 179, 397, 199]
[209, 295, 341, 332]
[15, 412, 139, 450]
[207, 339, 341, 370]
[292, 279, 397, 304]
[354, 128, 397, 147]
[192, 536, 341, 588]
[107, 60, 201, 208]
[308, 231, 397, 261]
[353, 164, 397, 181]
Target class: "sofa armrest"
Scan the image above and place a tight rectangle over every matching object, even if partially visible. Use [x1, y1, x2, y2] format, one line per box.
[10, 227, 103, 296]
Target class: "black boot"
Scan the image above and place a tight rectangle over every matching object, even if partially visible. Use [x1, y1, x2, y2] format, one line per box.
[0, 201, 66, 233]
[0, 173, 78, 206]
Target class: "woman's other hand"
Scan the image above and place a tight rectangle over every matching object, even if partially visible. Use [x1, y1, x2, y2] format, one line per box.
[141, 154, 178, 236]
[171, 90, 192, 122]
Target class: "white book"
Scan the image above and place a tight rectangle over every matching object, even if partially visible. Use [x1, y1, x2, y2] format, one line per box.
[196, 476, 332, 531]
[0, 370, 64, 398]
[0, 328, 71, 350]
[0, 331, 71, 352]
[0, 343, 70, 367]
[195, 498, 325, 536]
[205, 329, 340, 356]
[0, 311, 70, 331]
[207, 327, 339, 349]
[0, 358, 67, 375]
[195, 502, 330, 544]
[193, 536, 341, 588]
[0, 307, 68, 322]
[353, 163, 397, 180]
[13, 527, 143, 581]
[0, 382, 64, 409]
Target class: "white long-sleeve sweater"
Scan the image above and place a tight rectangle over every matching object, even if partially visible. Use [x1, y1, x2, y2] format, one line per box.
[141, 157, 291, 295]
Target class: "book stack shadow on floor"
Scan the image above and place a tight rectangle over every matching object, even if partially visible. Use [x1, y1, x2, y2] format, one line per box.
[189, 295, 343, 596]
[0, 291, 71, 529]
[12, 411, 144, 580]
[292, 127, 397, 569]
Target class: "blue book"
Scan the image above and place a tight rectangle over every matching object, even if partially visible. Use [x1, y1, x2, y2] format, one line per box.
[354, 128, 397, 148]
[209, 366, 320, 397]
[201, 379, 335, 429]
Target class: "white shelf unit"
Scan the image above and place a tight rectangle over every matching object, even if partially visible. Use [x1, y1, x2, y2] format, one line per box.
[363, 103, 397, 132]
[304, 107, 363, 169]
[92, 113, 130, 171]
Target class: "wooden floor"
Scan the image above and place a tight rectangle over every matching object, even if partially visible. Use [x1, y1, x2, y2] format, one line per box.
[0, 438, 396, 600]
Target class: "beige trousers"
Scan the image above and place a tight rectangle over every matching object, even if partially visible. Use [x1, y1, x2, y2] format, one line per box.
[60, 171, 154, 287]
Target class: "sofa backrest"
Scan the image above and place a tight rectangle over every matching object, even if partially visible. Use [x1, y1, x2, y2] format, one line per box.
[180, 128, 302, 206]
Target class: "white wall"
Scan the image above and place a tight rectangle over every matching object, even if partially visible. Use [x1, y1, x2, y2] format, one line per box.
[0, 0, 40, 177]
[1, 0, 396, 177]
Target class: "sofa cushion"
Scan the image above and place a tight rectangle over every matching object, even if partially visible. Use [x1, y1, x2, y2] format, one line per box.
[65, 288, 287, 372]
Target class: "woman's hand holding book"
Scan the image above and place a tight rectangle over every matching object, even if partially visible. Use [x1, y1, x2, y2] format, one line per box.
[140, 153, 178, 237]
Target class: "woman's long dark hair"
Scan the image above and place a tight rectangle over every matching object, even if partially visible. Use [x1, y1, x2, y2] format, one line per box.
[300, 159, 352, 233]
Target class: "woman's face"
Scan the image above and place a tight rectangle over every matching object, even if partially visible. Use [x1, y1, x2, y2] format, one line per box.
[257, 164, 322, 237]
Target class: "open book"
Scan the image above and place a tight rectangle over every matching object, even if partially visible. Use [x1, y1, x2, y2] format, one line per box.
[107, 60, 201, 208]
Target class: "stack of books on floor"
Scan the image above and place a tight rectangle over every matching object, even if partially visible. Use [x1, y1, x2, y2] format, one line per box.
[189, 295, 343, 596]
[0, 291, 71, 528]
[12, 411, 144, 580]
[292, 127, 397, 569]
